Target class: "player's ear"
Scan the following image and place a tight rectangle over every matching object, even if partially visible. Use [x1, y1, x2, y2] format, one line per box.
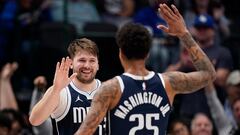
[119, 49, 127, 61]
[146, 53, 150, 60]
[69, 59, 73, 69]
[119, 49, 123, 60]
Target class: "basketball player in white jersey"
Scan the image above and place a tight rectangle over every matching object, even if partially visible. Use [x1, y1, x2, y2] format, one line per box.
[29, 38, 107, 135]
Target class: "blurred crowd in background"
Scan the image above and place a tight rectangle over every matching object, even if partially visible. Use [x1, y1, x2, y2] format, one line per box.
[0, 0, 240, 134]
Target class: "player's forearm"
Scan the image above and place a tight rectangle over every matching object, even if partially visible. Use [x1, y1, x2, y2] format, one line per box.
[179, 32, 216, 81]
[29, 87, 60, 126]
[75, 109, 104, 135]
[75, 101, 108, 135]
[75, 79, 119, 135]
[75, 92, 110, 135]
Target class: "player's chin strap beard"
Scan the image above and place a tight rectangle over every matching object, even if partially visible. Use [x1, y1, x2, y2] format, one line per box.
[142, 76, 146, 90]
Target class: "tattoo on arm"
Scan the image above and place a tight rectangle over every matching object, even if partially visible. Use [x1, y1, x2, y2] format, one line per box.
[180, 32, 215, 76]
[75, 78, 119, 135]
[165, 32, 216, 93]
[165, 71, 209, 93]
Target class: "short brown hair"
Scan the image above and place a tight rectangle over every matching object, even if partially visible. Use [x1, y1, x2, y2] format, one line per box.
[67, 38, 99, 59]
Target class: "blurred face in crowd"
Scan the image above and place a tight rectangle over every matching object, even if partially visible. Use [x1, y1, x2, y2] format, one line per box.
[191, 114, 212, 135]
[0, 127, 9, 135]
[195, 0, 209, 8]
[9, 121, 22, 135]
[192, 27, 215, 47]
[227, 84, 240, 104]
[180, 47, 194, 69]
[172, 121, 191, 135]
[233, 99, 240, 125]
[72, 50, 99, 84]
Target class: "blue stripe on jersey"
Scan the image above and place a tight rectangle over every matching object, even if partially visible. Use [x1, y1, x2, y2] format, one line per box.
[109, 73, 171, 135]
[53, 83, 107, 135]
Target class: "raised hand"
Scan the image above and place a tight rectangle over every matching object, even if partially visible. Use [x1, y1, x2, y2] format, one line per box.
[0, 62, 18, 80]
[157, 4, 188, 37]
[34, 76, 47, 90]
[52, 57, 77, 92]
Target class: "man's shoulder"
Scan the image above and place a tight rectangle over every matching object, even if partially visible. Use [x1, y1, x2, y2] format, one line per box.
[100, 77, 120, 92]
[103, 77, 119, 86]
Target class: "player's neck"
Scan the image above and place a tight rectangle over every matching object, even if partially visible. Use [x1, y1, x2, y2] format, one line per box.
[72, 78, 97, 93]
[124, 60, 149, 76]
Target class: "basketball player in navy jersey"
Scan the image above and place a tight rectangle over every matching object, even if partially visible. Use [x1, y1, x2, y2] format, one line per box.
[73, 4, 216, 135]
[29, 38, 107, 135]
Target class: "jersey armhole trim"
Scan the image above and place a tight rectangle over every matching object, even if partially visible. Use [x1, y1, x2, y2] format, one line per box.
[51, 87, 71, 122]
[116, 76, 124, 93]
[158, 73, 166, 88]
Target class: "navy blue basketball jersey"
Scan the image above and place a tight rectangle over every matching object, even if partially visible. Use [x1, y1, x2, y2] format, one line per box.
[51, 80, 107, 135]
[108, 72, 171, 135]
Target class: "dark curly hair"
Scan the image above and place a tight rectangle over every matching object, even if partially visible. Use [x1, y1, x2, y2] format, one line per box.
[116, 23, 152, 60]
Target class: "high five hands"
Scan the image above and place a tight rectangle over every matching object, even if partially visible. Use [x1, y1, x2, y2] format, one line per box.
[157, 4, 188, 37]
[52, 57, 77, 91]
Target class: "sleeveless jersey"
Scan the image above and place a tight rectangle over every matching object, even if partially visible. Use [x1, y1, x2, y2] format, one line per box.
[51, 80, 107, 135]
[108, 72, 171, 135]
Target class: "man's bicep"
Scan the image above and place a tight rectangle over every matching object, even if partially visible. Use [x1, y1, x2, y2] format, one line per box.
[91, 78, 120, 112]
[163, 71, 210, 94]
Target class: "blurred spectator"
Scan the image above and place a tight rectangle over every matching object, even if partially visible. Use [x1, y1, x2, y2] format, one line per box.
[12, 0, 52, 103]
[133, 0, 166, 37]
[29, 76, 53, 135]
[0, 62, 18, 110]
[169, 118, 191, 135]
[1, 109, 32, 135]
[0, 111, 11, 135]
[13, 0, 52, 76]
[146, 36, 179, 72]
[184, 0, 210, 28]
[16, 0, 52, 48]
[184, 0, 230, 44]
[51, 0, 100, 34]
[134, 0, 179, 72]
[146, 37, 169, 72]
[0, 62, 33, 134]
[166, 45, 192, 72]
[211, 1, 230, 39]
[16, 0, 52, 45]
[191, 113, 213, 135]
[224, 70, 240, 129]
[205, 83, 234, 135]
[232, 97, 240, 134]
[17, 0, 51, 27]
[95, 0, 134, 27]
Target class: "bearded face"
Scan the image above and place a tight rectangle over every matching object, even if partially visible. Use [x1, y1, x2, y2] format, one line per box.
[72, 50, 99, 84]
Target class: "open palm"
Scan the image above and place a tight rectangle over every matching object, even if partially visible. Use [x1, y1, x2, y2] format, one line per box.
[53, 57, 76, 91]
[157, 4, 188, 37]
